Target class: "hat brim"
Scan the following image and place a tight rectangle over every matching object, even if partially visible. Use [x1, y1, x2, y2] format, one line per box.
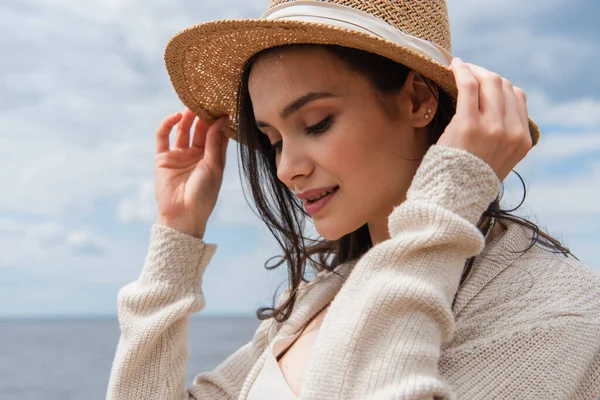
[164, 19, 540, 145]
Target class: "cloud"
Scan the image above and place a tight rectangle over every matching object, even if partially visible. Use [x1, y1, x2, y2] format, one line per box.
[528, 92, 600, 129]
[447, 0, 600, 100]
[118, 179, 158, 224]
[447, 0, 569, 21]
[66, 230, 107, 256]
[0, 218, 108, 275]
[1, 0, 598, 318]
[519, 161, 600, 217]
[520, 130, 600, 163]
[501, 135, 600, 268]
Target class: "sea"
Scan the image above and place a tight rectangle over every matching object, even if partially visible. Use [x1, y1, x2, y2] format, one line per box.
[0, 317, 260, 400]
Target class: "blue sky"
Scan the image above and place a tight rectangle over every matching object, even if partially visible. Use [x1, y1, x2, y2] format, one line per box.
[1, 0, 599, 318]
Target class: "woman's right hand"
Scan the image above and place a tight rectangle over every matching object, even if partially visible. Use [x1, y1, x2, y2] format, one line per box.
[438, 58, 533, 182]
[154, 108, 230, 239]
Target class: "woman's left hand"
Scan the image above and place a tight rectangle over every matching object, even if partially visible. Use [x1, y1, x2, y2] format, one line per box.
[438, 58, 533, 181]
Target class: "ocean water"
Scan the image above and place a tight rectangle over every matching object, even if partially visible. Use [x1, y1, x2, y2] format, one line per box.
[0, 317, 260, 400]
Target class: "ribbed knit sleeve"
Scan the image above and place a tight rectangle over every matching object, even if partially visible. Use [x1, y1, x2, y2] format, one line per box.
[106, 225, 265, 400]
[299, 145, 501, 399]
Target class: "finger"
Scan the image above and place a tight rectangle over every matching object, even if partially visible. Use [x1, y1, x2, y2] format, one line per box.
[221, 135, 230, 166]
[503, 80, 522, 133]
[156, 112, 182, 154]
[450, 58, 480, 117]
[191, 117, 211, 150]
[513, 86, 529, 132]
[174, 108, 196, 148]
[514, 87, 533, 149]
[465, 63, 505, 120]
[204, 117, 229, 169]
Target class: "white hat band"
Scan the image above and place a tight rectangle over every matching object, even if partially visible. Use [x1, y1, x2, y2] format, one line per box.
[261, 0, 454, 67]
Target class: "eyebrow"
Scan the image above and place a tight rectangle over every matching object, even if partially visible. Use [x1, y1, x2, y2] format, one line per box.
[256, 91, 335, 128]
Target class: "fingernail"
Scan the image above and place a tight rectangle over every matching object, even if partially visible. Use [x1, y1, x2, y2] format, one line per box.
[453, 57, 462, 64]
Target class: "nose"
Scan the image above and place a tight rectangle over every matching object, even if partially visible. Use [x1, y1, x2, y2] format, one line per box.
[276, 140, 313, 185]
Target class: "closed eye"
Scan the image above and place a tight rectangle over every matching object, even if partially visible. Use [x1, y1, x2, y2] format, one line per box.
[305, 115, 334, 135]
[265, 115, 334, 156]
[270, 140, 283, 155]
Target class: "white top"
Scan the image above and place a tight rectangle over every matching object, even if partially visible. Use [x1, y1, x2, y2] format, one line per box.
[246, 330, 305, 400]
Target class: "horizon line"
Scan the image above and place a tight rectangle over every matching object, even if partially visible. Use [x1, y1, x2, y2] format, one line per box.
[0, 312, 258, 322]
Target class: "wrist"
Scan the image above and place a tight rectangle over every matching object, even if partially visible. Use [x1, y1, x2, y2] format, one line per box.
[156, 216, 206, 239]
[393, 145, 499, 231]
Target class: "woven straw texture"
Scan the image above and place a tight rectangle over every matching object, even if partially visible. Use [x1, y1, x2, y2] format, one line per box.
[164, 0, 540, 144]
[269, 0, 452, 50]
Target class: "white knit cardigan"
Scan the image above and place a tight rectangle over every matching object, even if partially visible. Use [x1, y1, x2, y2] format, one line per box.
[107, 145, 600, 399]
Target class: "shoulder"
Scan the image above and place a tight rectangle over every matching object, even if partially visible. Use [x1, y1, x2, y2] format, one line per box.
[443, 250, 600, 398]
[454, 216, 600, 325]
[515, 250, 600, 317]
[459, 244, 600, 330]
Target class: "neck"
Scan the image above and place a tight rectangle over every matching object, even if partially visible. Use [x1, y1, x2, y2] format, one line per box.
[367, 215, 392, 246]
[486, 219, 507, 245]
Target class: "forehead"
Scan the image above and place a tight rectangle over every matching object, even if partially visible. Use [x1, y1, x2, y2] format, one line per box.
[247, 47, 361, 110]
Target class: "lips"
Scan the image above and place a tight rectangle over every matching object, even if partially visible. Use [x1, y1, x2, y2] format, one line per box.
[296, 185, 339, 202]
[306, 187, 337, 203]
[301, 186, 339, 216]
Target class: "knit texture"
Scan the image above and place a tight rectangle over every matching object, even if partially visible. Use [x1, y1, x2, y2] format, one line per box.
[106, 145, 600, 399]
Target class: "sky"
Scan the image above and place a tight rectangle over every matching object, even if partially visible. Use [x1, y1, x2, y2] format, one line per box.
[1, 0, 599, 319]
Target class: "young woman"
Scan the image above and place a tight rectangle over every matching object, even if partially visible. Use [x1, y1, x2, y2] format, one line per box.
[107, 1, 600, 399]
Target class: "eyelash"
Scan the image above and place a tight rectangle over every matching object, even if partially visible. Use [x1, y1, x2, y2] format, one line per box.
[306, 115, 334, 135]
[269, 115, 334, 155]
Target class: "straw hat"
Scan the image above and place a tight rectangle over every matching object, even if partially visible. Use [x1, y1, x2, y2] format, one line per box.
[164, 0, 540, 145]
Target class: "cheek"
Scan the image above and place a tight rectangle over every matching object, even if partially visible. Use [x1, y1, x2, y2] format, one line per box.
[335, 128, 416, 205]
[316, 134, 373, 179]
[334, 135, 385, 180]
[323, 118, 383, 173]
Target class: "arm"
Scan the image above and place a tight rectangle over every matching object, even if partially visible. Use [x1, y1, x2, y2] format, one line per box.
[300, 145, 500, 399]
[106, 224, 266, 400]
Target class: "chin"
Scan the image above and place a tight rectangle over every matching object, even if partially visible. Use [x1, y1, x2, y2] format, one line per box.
[313, 217, 362, 241]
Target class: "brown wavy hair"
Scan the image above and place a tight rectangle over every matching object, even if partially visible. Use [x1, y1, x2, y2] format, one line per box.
[235, 44, 576, 322]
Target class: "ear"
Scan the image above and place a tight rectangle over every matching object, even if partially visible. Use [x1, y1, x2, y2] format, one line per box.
[401, 71, 439, 128]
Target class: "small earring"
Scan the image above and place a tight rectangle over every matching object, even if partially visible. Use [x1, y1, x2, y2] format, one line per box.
[424, 108, 432, 119]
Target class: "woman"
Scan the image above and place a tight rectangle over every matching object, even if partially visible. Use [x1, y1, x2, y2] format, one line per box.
[107, 1, 600, 399]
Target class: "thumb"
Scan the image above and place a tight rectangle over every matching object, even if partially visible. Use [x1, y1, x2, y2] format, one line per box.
[205, 117, 229, 169]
